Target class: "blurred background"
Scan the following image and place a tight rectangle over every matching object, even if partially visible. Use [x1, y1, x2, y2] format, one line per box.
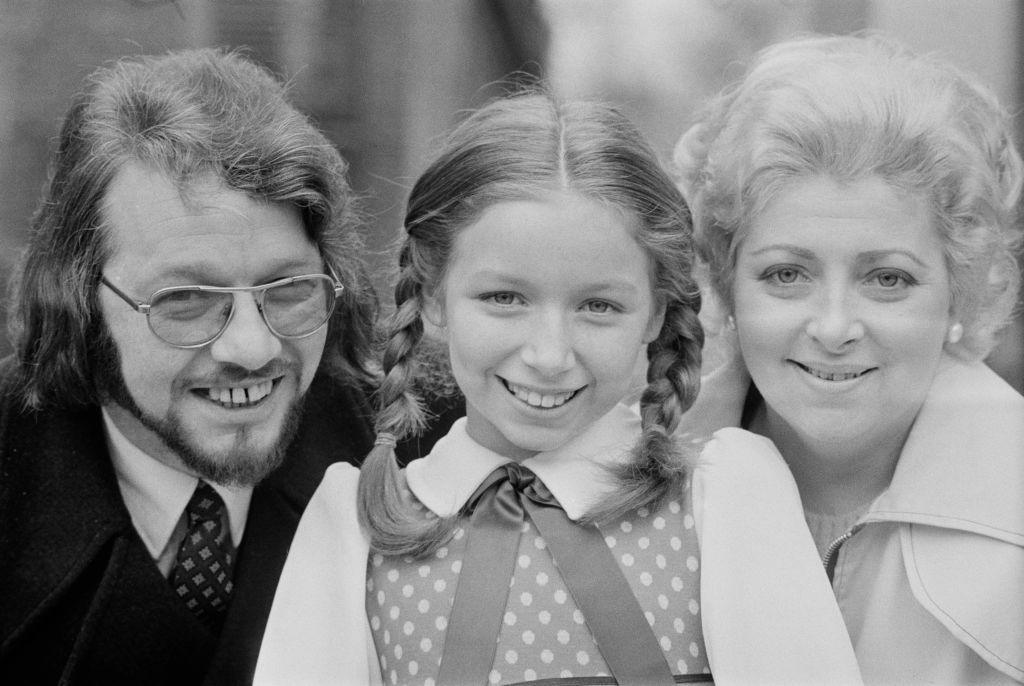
[0, 0, 1021, 391]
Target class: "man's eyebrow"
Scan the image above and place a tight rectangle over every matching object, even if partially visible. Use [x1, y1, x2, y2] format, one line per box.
[149, 260, 326, 286]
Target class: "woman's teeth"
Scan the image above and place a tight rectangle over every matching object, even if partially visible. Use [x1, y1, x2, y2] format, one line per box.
[206, 380, 274, 407]
[798, 363, 867, 381]
[505, 381, 577, 408]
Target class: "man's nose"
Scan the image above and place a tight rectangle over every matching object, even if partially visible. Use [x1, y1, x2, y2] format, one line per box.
[208, 293, 283, 369]
[519, 312, 576, 374]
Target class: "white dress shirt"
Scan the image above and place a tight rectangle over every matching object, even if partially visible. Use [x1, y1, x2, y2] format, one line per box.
[101, 408, 253, 576]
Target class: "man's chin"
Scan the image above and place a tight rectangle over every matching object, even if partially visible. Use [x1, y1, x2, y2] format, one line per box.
[170, 410, 303, 486]
[177, 441, 286, 486]
[111, 398, 306, 486]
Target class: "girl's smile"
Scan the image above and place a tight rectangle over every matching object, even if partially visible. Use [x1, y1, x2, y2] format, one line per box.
[429, 191, 664, 461]
[500, 377, 586, 409]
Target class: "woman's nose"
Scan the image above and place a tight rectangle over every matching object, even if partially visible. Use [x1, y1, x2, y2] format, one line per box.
[804, 289, 865, 351]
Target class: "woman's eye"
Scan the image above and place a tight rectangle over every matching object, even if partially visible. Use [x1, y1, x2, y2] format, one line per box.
[764, 266, 803, 284]
[871, 270, 913, 288]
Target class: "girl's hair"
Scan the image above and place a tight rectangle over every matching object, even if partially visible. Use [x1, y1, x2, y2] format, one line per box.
[674, 33, 1023, 361]
[359, 91, 704, 557]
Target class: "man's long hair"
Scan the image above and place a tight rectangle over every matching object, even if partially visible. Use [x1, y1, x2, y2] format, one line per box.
[7, 48, 377, 410]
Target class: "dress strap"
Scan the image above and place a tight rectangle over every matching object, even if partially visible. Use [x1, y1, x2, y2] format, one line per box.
[438, 463, 675, 686]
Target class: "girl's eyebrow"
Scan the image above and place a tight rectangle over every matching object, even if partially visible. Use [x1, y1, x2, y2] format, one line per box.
[468, 269, 641, 293]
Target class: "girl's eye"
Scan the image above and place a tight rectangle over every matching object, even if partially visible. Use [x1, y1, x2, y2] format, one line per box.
[582, 300, 615, 314]
[482, 292, 521, 306]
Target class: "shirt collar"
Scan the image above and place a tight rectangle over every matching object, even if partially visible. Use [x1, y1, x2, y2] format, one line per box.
[405, 403, 641, 521]
[866, 356, 1024, 542]
[102, 408, 253, 559]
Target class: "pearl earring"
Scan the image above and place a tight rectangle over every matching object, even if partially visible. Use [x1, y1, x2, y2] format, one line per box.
[946, 322, 963, 344]
[726, 315, 736, 330]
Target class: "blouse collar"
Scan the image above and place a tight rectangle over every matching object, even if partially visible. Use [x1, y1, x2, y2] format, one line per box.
[405, 403, 641, 521]
[865, 356, 1024, 543]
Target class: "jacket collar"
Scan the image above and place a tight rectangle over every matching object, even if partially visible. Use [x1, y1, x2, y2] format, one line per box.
[405, 403, 640, 521]
[680, 341, 1024, 544]
[866, 356, 1024, 544]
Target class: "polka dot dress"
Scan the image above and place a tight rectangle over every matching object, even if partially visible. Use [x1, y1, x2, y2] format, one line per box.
[366, 479, 709, 685]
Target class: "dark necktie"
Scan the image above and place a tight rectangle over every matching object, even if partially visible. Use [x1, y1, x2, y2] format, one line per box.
[169, 481, 236, 630]
[437, 463, 675, 686]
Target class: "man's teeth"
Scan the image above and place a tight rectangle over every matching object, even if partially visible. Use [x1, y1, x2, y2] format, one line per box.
[207, 380, 274, 406]
[506, 381, 576, 408]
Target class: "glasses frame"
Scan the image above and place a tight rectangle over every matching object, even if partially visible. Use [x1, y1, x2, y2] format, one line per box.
[99, 270, 345, 349]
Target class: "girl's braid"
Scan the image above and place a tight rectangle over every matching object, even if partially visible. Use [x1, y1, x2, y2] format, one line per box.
[374, 251, 429, 438]
[583, 297, 704, 524]
[642, 299, 704, 436]
[358, 245, 459, 556]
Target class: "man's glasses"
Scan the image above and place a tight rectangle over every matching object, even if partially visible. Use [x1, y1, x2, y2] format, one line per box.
[100, 272, 345, 348]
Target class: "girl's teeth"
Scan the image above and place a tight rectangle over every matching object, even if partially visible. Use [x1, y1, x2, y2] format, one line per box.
[507, 382, 575, 408]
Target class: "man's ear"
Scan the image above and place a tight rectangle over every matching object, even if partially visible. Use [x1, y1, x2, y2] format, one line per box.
[643, 300, 667, 344]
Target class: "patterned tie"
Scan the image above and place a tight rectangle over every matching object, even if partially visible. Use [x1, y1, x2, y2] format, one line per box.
[438, 463, 675, 686]
[170, 481, 236, 630]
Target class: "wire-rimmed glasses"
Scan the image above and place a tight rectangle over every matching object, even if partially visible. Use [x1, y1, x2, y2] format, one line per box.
[100, 272, 344, 348]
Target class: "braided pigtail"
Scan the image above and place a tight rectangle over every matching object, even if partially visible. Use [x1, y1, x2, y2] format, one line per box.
[584, 295, 704, 524]
[357, 245, 460, 557]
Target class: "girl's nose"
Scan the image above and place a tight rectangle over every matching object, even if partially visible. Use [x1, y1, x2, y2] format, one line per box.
[520, 313, 576, 374]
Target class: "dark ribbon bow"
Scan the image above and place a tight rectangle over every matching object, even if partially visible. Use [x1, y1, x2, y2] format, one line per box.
[437, 463, 675, 686]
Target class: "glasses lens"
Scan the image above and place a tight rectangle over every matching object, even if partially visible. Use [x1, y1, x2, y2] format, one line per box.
[263, 276, 336, 337]
[149, 288, 233, 346]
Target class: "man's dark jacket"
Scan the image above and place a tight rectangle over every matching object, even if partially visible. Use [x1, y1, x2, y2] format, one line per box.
[0, 366, 377, 686]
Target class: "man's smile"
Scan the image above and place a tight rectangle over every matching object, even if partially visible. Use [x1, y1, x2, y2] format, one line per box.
[194, 377, 282, 409]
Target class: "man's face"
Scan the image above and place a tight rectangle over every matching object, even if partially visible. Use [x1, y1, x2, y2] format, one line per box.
[96, 162, 329, 485]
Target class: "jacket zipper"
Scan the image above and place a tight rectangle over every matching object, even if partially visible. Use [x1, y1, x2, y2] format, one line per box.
[822, 522, 865, 583]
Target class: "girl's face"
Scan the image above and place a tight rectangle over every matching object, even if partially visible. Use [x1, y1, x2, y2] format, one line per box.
[733, 175, 953, 462]
[429, 192, 664, 460]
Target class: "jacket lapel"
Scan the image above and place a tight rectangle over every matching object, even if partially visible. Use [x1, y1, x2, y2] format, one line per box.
[0, 401, 128, 644]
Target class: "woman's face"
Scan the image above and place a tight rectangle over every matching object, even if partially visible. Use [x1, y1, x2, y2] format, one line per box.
[732, 175, 953, 459]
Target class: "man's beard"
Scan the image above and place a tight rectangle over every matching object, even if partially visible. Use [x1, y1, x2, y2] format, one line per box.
[92, 323, 305, 486]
